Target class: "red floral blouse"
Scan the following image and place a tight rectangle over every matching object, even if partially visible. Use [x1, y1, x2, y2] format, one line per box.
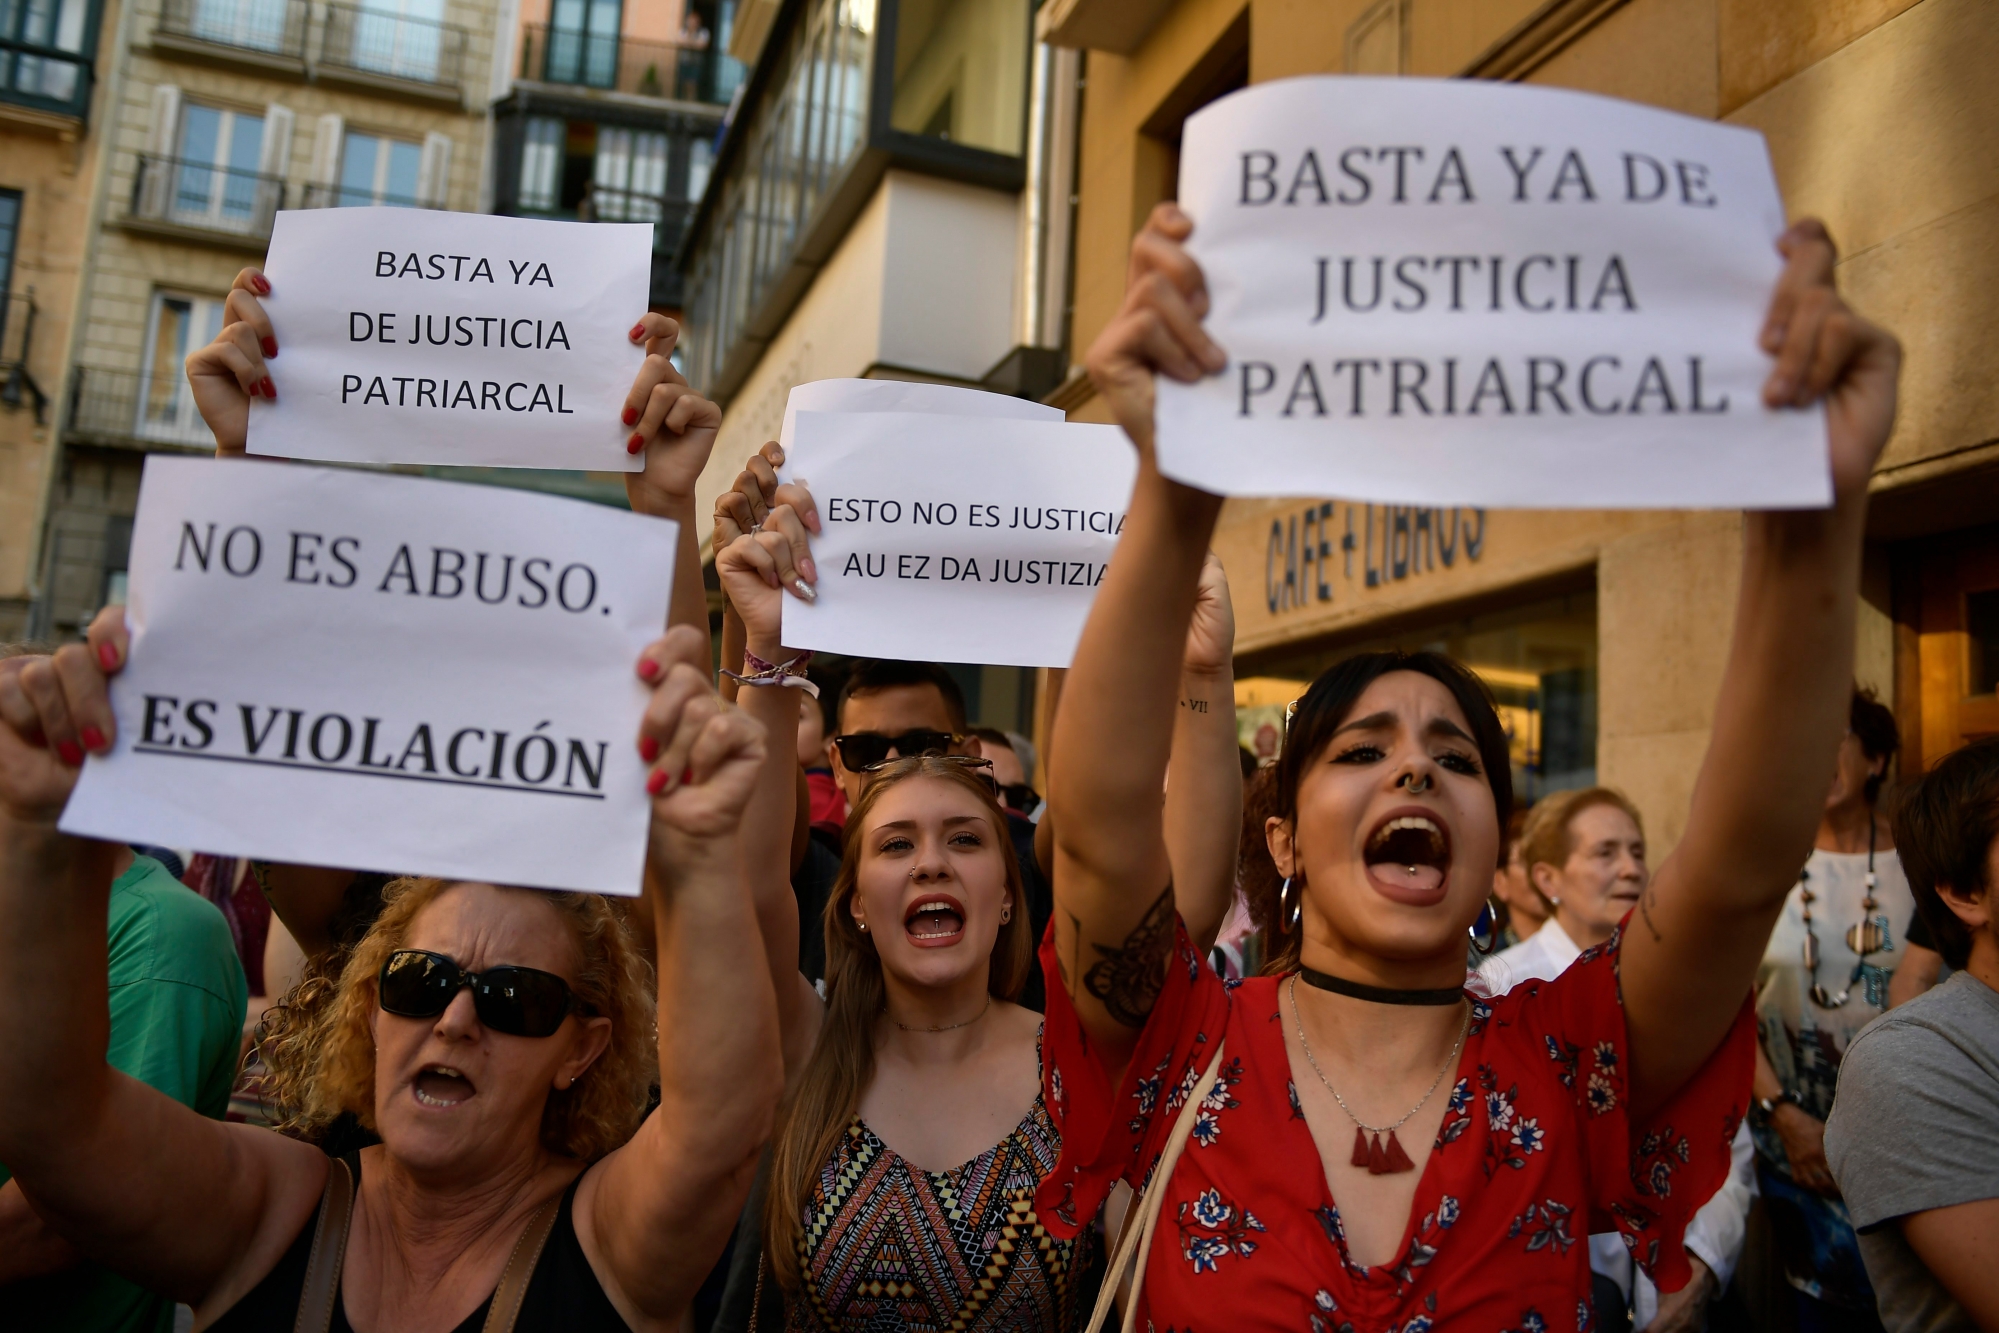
[1034, 920, 1753, 1333]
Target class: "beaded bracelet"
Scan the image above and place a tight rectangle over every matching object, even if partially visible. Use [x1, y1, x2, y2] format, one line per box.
[722, 648, 818, 697]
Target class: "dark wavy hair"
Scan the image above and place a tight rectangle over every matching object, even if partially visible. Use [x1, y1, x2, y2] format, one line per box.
[1892, 736, 1999, 971]
[1241, 651, 1513, 974]
[1849, 684, 1900, 806]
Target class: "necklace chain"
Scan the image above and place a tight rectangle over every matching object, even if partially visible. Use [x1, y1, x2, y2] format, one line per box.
[1287, 976, 1468, 1136]
[1799, 818, 1889, 1010]
[892, 995, 992, 1033]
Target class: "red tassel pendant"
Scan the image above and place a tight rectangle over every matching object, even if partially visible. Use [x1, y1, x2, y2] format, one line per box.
[1350, 1129, 1418, 1175]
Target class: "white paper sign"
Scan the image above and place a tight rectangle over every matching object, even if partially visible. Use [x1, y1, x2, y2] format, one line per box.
[778, 412, 1135, 668]
[1156, 77, 1828, 509]
[252, 209, 651, 471]
[777, 378, 1061, 450]
[61, 458, 677, 895]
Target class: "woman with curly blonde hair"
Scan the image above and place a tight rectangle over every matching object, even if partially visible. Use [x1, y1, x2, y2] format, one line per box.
[0, 618, 783, 1332]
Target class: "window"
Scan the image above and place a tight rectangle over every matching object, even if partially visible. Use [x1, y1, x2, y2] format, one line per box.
[545, 0, 620, 86]
[2, 0, 91, 105]
[888, 0, 1026, 156]
[345, 0, 443, 81]
[0, 189, 20, 365]
[686, 134, 712, 201]
[338, 131, 422, 206]
[592, 127, 668, 221]
[171, 103, 266, 229]
[518, 116, 564, 211]
[139, 292, 225, 444]
[187, 0, 293, 53]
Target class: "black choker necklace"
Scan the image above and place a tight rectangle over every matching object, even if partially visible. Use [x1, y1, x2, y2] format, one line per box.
[1297, 966, 1464, 1006]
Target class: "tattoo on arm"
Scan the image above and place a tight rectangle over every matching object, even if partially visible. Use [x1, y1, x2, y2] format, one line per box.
[1179, 696, 1209, 714]
[1637, 885, 1665, 943]
[1083, 886, 1175, 1027]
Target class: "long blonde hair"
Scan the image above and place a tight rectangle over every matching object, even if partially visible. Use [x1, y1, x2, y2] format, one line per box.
[764, 759, 1035, 1296]
[256, 877, 657, 1161]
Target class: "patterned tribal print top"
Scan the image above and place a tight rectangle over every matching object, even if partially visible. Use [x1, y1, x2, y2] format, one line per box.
[790, 1066, 1096, 1332]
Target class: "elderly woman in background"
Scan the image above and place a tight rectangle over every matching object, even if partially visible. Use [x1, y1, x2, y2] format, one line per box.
[1752, 687, 1912, 1333]
[0, 616, 782, 1332]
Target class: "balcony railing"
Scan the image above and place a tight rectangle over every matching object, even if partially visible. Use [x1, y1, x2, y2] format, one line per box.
[1, 36, 95, 119]
[156, 0, 309, 60]
[519, 23, 727, 102]
[580, 184, 692, 237]
[320, 2, 466, 87]
[130, 153, 286, 240]
[299, 183, 434, 209]
[68, 363, 218, 449]
[1, 290, 49, 423]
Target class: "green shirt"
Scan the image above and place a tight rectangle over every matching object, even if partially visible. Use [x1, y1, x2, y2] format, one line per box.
[0, 855, 249, 1332]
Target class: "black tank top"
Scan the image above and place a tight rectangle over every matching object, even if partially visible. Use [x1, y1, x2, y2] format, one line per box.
[211, 1153, 630, 1332]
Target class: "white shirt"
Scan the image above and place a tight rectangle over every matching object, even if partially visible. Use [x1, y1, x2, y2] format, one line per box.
[1477, 918, 1757, 1325]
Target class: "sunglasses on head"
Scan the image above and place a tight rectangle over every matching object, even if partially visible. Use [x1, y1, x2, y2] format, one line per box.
[377, 949, 577, 1038]
[857, 753, 999, 791]
[832, 729, 962, 771]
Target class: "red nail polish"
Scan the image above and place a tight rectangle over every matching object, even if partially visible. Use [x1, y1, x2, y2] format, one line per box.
[627, 432, 644, 455]
[252, 274, 271, 294]
[81, 726, 107, 751]
[637, 657, 660, 681]
[261, 336, 278, 358]
[630, 323, 647, 341]
[681, 767, 694, 787]
[261, 378, 277, 400]
[639, 735, 659, 762]
[57, 740, 84, 766]
[97, 641, 118, 671]
[621, 405, 638, 426]
[646, 768, 667, 795]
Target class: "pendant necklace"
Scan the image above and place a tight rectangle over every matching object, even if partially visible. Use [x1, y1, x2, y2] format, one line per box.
[1287, 975, 1468, 1175]
[1799, 819, 1893, 1010]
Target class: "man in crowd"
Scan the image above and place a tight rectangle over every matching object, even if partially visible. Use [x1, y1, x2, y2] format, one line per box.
[970, 726, 1041, 818]
[1827, 737, 1999, 1331]
[0, 849, 246, 1331]
[1481, 787, 1756, 1333]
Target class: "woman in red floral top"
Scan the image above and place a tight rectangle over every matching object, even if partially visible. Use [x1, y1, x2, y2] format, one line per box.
[1036, 203, 1901, 1333]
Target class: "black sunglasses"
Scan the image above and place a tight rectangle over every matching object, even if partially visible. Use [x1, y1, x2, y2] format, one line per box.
[833, 729, 961, 771]
[999, 783, 1041, 815]
[377, 949, 577, 1038]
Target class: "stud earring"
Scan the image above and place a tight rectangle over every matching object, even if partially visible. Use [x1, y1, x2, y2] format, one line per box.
[858, 920, 868, 932]
[1000, 906, 1011, 923]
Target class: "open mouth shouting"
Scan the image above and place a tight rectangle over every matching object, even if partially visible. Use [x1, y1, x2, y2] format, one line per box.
[904, 893, 967, 948]
[412, 1064, 477, 1109]
[1363, 808, 1454, 905]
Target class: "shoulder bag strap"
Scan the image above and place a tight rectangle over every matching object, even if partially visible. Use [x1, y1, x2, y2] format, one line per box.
[293, 1156, 356, 1333]
[1083, 1041, 1227, 1333]
[480, 1191, 564, 1333]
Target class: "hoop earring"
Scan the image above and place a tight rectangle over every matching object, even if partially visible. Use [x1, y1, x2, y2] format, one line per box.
[1469, 901, 1497, 955]
[1278, 876, 1302, 933]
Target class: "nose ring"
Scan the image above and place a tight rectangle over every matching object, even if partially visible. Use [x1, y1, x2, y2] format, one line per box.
[1400, 772, 1432, 794]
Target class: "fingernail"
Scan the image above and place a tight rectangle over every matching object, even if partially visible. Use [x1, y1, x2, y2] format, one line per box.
[252, 274, 271, 294]
[637, 657, 660, 681]
[97, 641, 118, 671]
[801, 557, 817, 582]
[81, 726, 107, 751]
[627, 432, 644, 455]
[621, 405, 638, 426]
[630, 323, 647, 342]
[646, 768, 667, 795]
[261, 336, 278, 359]
[261, 378, 277, 400]
[639, 735, 659, 762]
[1768, 375, 1791, 400]
[681, 767, 693, 786]
[57, 740, 84, 766]
[791, 579, 817, 603]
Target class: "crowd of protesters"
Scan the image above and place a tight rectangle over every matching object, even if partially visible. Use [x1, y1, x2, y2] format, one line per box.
[0, 200, 1992, 1333]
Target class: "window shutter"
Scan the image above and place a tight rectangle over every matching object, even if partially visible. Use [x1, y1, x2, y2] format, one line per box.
[259, 103, 296, 179]
[311, 113, 345, 192]
[140, 85, 182, 215]
[417, 132, 454, 208]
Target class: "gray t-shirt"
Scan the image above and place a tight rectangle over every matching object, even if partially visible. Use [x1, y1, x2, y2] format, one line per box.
[1824, 971, 1999, 1333]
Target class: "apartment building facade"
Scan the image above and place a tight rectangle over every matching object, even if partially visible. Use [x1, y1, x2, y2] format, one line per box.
[1, 0, 118, 637]
[28, 0, 511, 638]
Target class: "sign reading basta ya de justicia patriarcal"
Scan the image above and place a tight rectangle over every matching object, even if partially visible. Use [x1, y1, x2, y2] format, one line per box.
[1156, 77, 1830, 510]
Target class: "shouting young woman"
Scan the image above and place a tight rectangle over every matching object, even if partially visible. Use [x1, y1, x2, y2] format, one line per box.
[1033, 204, 1900, 1331]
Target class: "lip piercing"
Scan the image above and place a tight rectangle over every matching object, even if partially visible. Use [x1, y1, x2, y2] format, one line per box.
[1400, 772, 1432, 794]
